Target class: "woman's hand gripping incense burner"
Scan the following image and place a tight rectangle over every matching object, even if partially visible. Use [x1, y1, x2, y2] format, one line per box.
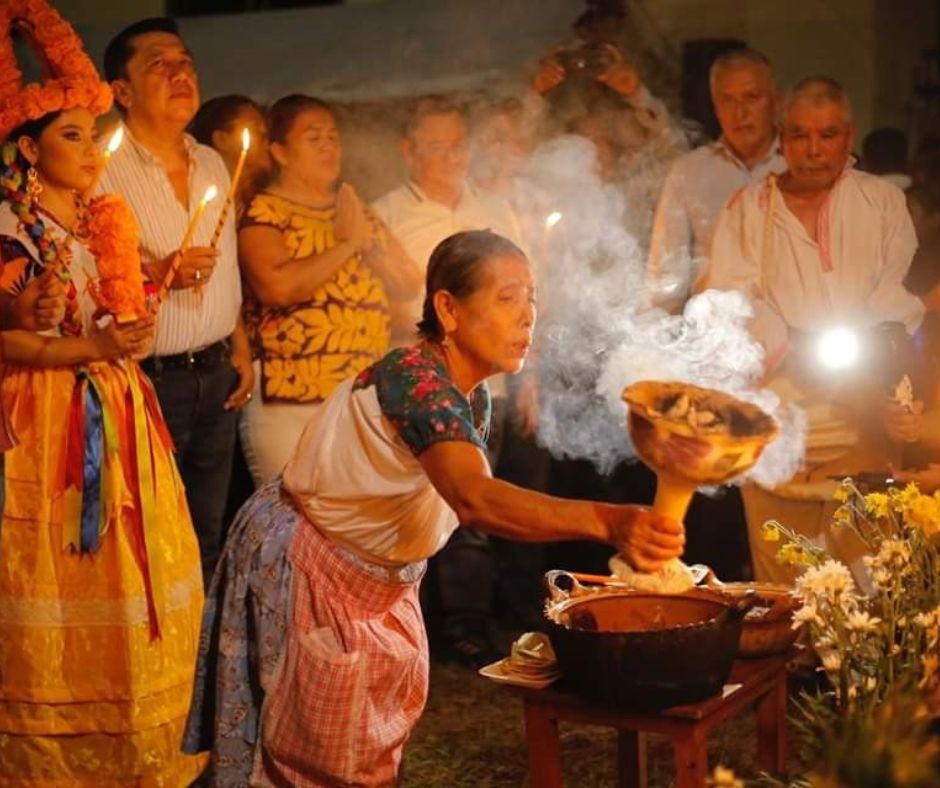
[621, 381, 779, 562]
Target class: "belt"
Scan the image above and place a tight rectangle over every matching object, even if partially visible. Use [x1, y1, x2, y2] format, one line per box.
[140, 339, 230, 375]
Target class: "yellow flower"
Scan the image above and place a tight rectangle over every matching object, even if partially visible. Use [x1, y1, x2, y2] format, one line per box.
[761, 522, 780, 542]
[893, 482, 922, 513]
[905, 494, 940, 537]
[864, 492, 891, 519]
[832, 505, 853, 528]
[834, 481, 852, 503]
[779, 542, 811, 567]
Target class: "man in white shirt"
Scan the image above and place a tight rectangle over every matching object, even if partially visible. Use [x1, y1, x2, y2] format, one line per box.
[373, 96, 525, 345]
[373, 96, 525, 666]
[705, 78, 924, 586]
[102, 18, 253, 588]
[648, 48, 786, 313]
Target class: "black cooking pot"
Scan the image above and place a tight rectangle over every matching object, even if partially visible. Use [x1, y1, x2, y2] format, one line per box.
[544, 570, 754, 709]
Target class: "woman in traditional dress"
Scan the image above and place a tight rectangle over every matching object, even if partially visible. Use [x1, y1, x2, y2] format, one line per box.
[184, 229, 685, 785]
[0, 2, 204, 783]
[237, 94, 421, 485]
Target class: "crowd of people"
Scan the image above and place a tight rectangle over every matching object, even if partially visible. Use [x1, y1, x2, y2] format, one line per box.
[1, 0, 939, 785]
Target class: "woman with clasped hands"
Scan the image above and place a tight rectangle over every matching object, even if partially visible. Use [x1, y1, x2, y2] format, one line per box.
[236, 94, 420, 485]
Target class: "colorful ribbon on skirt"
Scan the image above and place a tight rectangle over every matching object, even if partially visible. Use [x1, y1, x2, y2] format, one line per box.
[63, 362, 174, 639]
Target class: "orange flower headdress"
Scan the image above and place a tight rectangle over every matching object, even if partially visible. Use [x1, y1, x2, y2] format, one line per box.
[0, 0, 112, 140]
[0, 0, 146, 321]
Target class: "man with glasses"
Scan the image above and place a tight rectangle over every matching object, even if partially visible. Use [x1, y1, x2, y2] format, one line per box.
[373, 96, 525, 668]
[374, 95, 525, 346]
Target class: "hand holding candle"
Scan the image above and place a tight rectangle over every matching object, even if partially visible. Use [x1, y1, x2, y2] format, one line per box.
[210, 127, 250, 249]
[153, 184, 218, 305]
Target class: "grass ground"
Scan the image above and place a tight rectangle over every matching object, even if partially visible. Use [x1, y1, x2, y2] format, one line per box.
[402, 659, 809, 787]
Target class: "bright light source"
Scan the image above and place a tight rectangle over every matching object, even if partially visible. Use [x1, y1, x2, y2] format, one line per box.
[816, 327, 861, 371]
[203, 185, 219, 203]
[545, 211, 562, 229]
[106, 126, 124, 154]
[241, 127, 251, 151]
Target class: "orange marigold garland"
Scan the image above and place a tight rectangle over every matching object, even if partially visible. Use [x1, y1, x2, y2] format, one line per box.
[84, 196, 148, 321]
[0, 0, 112, 139]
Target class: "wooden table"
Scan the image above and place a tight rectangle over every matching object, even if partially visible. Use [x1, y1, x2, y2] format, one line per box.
[508, 653, 791, 788]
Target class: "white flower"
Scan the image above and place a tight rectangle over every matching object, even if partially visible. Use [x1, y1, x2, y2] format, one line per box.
[871, 568, 890, 589]
[914, 612, 936, 628]
[820, 650, 843, 673]
[845, 610, 882, 633]
[792, 603, 822, 629]
[796, 560, 857, 601]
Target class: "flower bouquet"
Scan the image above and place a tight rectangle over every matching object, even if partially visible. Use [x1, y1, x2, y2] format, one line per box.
[758, 480, 940, 787]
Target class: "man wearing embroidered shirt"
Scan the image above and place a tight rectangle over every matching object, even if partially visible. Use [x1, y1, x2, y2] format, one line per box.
[705, 78, 924, 586]
[647, 48, 785, 313]
[102, 18, 253, 588]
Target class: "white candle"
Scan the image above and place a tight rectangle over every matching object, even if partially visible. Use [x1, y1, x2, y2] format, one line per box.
[155, 184, 218, 305]
[210, 127, 250, 249]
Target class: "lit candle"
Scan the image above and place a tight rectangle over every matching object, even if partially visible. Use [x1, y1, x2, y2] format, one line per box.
[83, 125, 124, 199]
[210, 127, 250, 249]
[154, 184, 218, 305]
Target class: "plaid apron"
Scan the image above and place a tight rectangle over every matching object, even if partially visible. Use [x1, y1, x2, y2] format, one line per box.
[255, 520, 427, 787]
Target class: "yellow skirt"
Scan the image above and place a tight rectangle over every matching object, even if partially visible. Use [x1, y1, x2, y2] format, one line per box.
[0, 361, 205, 786]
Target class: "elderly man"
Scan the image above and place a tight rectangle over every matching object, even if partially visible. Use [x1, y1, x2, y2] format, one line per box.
[648, 48, 786, 313]
[373, 96, 525, 667]
[705, 77, 924, 586]
[102, 18, 253, 588]
[373, 95, 525, 344]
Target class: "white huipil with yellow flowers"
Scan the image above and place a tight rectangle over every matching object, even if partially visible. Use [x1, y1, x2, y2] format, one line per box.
[238, 191, 391, 484]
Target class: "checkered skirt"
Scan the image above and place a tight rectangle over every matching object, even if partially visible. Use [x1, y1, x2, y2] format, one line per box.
[255, 519, 428, 786]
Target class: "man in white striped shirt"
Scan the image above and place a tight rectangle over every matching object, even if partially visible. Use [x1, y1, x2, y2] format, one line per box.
[102, 18, 253, 588]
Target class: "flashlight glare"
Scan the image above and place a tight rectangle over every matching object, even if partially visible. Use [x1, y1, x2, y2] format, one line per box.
[817, 327, 860, 370]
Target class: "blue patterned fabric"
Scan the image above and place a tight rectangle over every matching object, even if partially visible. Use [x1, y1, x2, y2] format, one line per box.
[182, 479, 298, 785]
[353, 345, 491, 456]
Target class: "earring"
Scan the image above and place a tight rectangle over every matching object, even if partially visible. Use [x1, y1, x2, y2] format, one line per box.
[440, 334, 451, 348]
[26, 166, 42, 203]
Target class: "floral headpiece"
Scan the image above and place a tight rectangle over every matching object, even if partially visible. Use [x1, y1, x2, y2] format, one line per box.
[0, 0, 112, 140]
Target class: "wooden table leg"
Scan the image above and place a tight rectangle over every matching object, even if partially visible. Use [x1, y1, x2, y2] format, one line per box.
[523, 701, 564, 788]
[756, 670, 788, 774]
[617, 730, 647, 788]
[672, 727, 708, 788]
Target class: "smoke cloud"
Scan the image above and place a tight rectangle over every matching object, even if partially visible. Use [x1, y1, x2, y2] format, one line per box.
[513, 135, 805, 486]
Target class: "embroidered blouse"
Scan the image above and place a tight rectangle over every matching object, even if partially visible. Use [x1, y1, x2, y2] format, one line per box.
[240, 191, 391, 404]
[282, 345, 491, 564]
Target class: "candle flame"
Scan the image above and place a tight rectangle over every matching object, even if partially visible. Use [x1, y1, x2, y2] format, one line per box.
[203, 185, 219, 203]
[545, 211, 562, 229]
[106, 125, 124, 154]
[241, 127, 251, 152]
